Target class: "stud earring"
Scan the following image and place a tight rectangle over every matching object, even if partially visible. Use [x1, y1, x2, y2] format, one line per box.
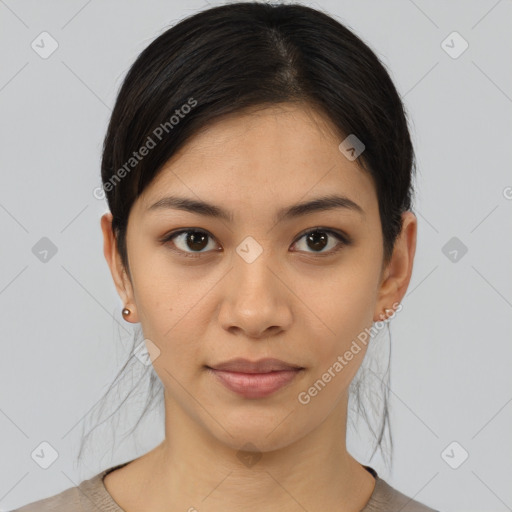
[122, 307, 131, 317]
[377, 307, 392, 322]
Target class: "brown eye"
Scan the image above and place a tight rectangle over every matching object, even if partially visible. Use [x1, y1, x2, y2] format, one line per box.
[305, 231, 329, 251]
[163, 229, 218, 256]
[292, 228, 349, 255]
[161, 226, 350, 259]
[182, 231, 209, 251]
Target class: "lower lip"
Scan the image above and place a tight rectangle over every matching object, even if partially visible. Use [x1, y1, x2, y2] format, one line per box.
[208, 368, 303, 399]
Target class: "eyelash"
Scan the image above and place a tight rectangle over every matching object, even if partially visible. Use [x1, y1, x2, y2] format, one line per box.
[160, 227, 351, 259]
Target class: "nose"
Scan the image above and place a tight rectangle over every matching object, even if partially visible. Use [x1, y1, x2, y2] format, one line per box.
[217, 249, 293, 339]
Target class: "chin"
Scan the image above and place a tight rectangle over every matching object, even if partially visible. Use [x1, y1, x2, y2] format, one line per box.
[204, 410, 308, 455]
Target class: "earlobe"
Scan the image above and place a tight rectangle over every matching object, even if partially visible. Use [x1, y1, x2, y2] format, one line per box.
[373, 211, 417, 323]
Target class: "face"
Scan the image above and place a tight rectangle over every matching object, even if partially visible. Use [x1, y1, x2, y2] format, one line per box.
[102, 103, 416, 453]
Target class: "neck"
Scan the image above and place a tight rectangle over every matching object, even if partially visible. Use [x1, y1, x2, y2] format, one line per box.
[119, 391, 375, 512]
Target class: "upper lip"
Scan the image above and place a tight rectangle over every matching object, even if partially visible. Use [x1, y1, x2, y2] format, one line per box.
[208, 357, 303, 373]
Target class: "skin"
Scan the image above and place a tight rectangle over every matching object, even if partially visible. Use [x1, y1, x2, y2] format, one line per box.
[100, 102, 417, 512]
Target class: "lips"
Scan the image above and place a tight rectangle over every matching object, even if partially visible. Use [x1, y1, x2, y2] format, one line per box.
[206, 357, 304, 399]
[207, 357, 303, 374]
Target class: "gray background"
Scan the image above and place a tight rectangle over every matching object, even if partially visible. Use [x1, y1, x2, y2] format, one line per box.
[1, 1, 511, 511]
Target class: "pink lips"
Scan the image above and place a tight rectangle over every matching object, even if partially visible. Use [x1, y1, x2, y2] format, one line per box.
[207, 357, 304, 399]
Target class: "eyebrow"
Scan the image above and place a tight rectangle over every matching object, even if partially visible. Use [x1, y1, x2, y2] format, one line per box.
[147, 194, 365, 223]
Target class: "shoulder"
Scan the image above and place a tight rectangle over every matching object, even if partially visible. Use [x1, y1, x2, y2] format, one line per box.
[9, 486, 81, 512]
[9, 467, 120, 512]
[364, 474, 440, 512]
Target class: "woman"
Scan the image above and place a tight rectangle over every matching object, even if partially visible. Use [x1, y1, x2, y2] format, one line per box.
[14, 2, 440, 511]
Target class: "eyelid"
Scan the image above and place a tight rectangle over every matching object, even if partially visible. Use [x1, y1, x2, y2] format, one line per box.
[160, 226, 351, 257]
[292, 226, 351, 245]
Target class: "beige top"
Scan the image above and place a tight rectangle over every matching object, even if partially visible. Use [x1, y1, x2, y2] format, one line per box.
[12, 461, 439, 511]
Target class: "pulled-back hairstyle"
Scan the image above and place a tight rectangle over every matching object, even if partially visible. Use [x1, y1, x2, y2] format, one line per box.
[79, 1, 417, 471]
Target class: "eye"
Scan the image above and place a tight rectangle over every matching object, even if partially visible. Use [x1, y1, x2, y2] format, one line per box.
[291, 227, 350, 256]
[161, 227, 350, 258]
[161, 229, 219, 258]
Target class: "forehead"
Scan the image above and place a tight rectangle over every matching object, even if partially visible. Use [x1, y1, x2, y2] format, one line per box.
[136, 104, 377, 220]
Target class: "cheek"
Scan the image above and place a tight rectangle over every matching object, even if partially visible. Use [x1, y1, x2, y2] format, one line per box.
[298, 264, 379, 394]
[129, 257, 222, 379]
[130, 270, 216, 375]
[130, 244, 193, 323]
[303, 265, 378, 343]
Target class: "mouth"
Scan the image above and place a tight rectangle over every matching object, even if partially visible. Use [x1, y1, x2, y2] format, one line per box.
[205, 358, 304, 399]
[207, 357, 304, 373]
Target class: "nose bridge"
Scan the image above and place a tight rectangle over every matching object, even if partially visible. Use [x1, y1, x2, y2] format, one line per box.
[232, 236, 279, 299]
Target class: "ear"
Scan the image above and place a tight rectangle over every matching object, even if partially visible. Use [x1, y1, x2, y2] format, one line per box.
[100, 212, 138, 322]
[373, 211, 417, 322]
